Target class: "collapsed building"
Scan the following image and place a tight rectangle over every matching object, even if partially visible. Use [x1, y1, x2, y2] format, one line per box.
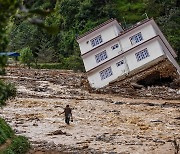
[76, 18, 180, 91]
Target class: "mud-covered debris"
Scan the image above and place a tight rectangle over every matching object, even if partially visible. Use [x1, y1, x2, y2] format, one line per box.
[1, 66, 179, 154]
[47, 130, 71, 136]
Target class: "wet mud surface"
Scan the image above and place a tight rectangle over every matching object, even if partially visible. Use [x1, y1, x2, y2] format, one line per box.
[0, 67, 180, 153]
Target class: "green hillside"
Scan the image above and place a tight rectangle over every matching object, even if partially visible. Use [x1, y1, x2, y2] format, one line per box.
[5, 0, 180, 70]
[5, 0, 179, 70]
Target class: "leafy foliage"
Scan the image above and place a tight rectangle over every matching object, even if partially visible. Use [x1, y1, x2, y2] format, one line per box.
[0, 118, 14, 145]
[0, 118, 30, 154]
[63, 55, 85, 72]
[115, 0, 146, 26]
[0, 56, 8, 75]
[19, 47, 34, 68]
[8, 0, 116, 71]
[0, 0, 19, 51]
[1, 136, 30, 154]
[0, 1, 18, 107]
[0, 81, 16, 106]
[156, 5, 180, 61]
[6, 0, 180, 70]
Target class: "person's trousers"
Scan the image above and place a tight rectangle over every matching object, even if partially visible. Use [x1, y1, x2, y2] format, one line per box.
[65, 116, 70, 124]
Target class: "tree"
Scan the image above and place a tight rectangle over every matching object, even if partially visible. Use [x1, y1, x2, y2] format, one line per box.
[0, 0, 19, 106]
[0, 56, 8, 75]
[0, 0, 19, 51]
[114, 0, 146, 27]
[0, 80, 16, 106]
[19, 47, 34, 68]
[63, 55, 85, 72]
[6, 0, 180, 70]
[145, 0, 180, 62]
[59, 0, 80, 30]
[36, 37, 56, 63]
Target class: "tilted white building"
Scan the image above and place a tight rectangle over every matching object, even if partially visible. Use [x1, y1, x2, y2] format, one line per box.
[77, 18, 180, 89]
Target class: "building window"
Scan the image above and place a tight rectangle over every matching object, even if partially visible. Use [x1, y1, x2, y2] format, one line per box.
[130, 32, 143, 45]
[111, 44, 119, 50]
[90, 35, 103, 47]
[116, 60, 124, 67]
[99, 67, 113, 80]
[95, 50, 108, 63]
[135, 48, 150, 62]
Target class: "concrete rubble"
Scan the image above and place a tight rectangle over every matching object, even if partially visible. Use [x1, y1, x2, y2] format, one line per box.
[0, 66, 179, 154]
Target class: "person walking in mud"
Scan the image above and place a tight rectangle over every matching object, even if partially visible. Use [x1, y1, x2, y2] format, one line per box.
[60, 105, 73, 125]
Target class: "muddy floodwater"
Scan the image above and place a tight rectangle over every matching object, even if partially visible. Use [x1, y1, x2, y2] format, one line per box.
[0, 67, 180, 154]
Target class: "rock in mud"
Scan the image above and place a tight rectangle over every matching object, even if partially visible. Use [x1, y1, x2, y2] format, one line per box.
[47, 130, 71, 136]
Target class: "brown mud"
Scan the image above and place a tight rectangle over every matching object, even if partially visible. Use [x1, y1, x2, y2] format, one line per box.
[0, 67, 179, 154]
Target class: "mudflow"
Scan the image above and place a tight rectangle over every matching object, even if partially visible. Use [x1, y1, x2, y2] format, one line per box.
[0, 67, 180, 154]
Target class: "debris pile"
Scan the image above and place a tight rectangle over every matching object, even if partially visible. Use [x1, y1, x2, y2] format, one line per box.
[3, 67, 88, 99]
[6, 67, 83, 87]
[4, 60, 180, 100]
[91, 59, 180, 100]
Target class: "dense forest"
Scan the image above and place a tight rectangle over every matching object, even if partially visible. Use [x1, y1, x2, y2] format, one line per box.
[5, 0, 180, 71]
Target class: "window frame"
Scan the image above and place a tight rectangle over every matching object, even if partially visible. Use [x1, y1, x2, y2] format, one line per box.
[116, 60, 124, 67]
[111, 43, 119, 50]
[130, 32, 143, 45]
[90, 35, 103, 47]
[99, 67, 113, 80]
[95, 50, 108, 63]
[135, 48, 150, 62]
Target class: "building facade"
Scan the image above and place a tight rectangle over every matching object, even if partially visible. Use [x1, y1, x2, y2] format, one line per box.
[77, 18, 180, 89]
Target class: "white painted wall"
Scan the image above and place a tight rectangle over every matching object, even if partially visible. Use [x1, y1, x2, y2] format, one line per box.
[88, 57, 126, 88]
[79, 25, 121, 55]
[150, 20, 177, 57]
[82, 23, 157, 72]
[88, 39, 165, 88]
[120, 24, 156, 52]
[78, 20, 176, 88]
[126, 40, 164, 71]
[83, 40, 122, 71]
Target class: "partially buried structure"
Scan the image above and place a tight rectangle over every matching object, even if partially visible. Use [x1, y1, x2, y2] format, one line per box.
[76, 18, 180, 89]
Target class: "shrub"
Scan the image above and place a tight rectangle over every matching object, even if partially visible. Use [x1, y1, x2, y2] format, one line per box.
[0, 118, 14, 145]
[63, 55, 85, 72]
[19, 47, 33, 68]
[0, 56, 8, 75]
[0, 80, 16, 106]
[2, 136, 30, 154]
[31, 60, 85, 72]
[0, 118, 30, 154]
[31, 63, 64, 69]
